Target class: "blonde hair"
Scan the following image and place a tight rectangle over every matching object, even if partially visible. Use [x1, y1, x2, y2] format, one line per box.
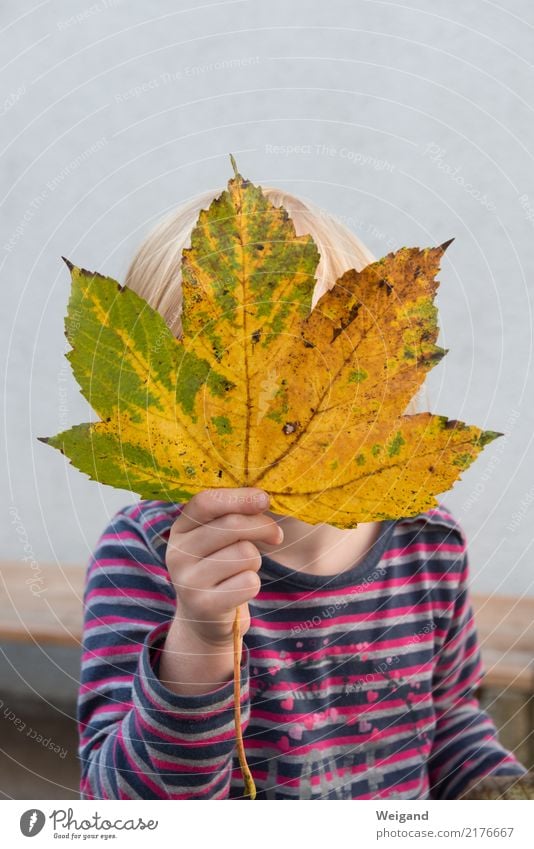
[124, 183, 425, 414]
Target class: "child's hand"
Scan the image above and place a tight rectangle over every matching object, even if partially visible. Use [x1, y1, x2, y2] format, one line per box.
[165, 487, 283, 648]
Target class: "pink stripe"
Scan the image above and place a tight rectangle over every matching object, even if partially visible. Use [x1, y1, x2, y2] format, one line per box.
[135, 703, 240, 746]
[250, 644, 414, 662]
[85, 587, 171, 603]
[250, 746, 430, 794]
[89, 558, 169, 577]
[250, 603, 448, 637]
[434, 694, 481, 718]
[435, 672, 481, 706]
[100, 531, 143, 543]
[429, 719, 500, 777]
[118, 720, 167, 798]
[144, 508, 182, 528]
[82, 644, 142, 660]
[249, 692, 430, 723]
[383, 541, 465, 558]
[151, 754, 231, 772]
[375, 743, 432, 770]
[136, 665, 247, 728]
[257, 571, 464, 604]
[436, 715, 495, 753]
[243, 767, 299, 789]
[84, 614, 156, 629]
[246, 720, 430, 756]
[357, 777, 428, 799]
[89, 702, 133, 719]
[247, 638, 443, 661]
[251, 664, 434, 696]
[435, 648, 478, 683]
[166, 763, 230, 799]
[79, 675, 131, 694]
[250, 603, 447, 630]
[435, 638, 478, 677]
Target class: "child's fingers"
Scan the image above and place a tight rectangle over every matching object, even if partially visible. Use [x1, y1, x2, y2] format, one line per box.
[167, 511, 282, 570]
[166, 489, 275, 643]
[181, 560, 262, 619]
[172, 487, 270, 535]
[176, 540, 262, 599]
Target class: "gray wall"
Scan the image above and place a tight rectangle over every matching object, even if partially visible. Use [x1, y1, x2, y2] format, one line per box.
[2, 0, 534, 660]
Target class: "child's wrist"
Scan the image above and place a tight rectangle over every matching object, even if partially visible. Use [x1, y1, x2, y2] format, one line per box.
[157, 617, 235, 696]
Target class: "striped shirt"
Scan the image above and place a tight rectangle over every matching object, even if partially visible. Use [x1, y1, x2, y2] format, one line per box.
[77, 499, 526, 800]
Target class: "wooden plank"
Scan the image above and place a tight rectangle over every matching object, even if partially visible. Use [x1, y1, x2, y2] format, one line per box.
[460, 772, 534, 799]
[0, 560, 84, 647]
[0, 559, 533, 698]
[472, 594, 534, 693]
[478, 688, 534, 770]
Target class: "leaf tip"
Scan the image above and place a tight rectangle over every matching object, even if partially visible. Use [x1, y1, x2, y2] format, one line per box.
[229, 152, 239, 178]
[438, 237, 455, 254]
[478, 429, 504, 446]
[61, 255, 75, 272]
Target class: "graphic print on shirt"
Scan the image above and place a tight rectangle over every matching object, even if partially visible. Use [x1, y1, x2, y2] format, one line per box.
[244, 626, 436, 800]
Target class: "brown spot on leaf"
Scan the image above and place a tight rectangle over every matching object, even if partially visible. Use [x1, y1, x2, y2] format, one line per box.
[378, 278, 393, 294]
[332, 301, 362, 342]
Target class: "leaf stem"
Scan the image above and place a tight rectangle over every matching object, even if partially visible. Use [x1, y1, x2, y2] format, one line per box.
[232, 606, 256, 799]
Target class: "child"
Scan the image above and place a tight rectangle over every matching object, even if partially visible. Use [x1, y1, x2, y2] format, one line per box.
[77, 181, 526, 800]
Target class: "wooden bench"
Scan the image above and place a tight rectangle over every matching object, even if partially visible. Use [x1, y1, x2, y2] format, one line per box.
[471, 593, 534, 770]
[1, 560, 533, 666]
[1, 560, 533, 664]
[471, 594, 534, 693]
[0, 562, 532, 765]
[0, 560, 84, 647]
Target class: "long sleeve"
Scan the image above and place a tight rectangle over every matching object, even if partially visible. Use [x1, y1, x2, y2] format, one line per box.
[77, 507, 251, 800]
[427, 527, 527, 798]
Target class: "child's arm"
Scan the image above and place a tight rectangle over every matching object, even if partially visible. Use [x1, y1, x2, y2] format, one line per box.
[77, 489, 278, 800]
[427, 528, 527, 798]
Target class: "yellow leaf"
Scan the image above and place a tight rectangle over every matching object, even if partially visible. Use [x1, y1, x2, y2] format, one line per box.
[38, 154, 502, 528]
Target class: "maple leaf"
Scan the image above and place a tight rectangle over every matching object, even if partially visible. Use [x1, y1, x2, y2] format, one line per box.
[38, 153, 501, 529]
